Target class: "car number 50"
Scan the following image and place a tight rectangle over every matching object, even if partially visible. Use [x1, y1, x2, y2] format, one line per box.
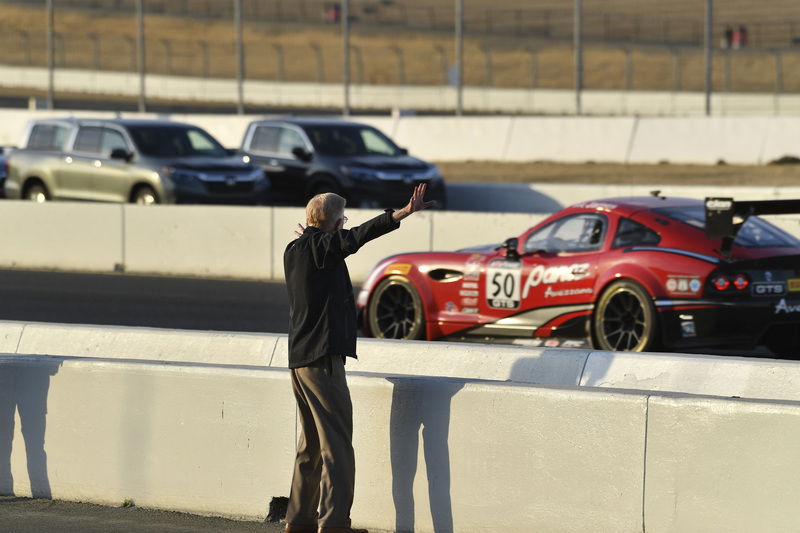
[486, 265, 521, 309]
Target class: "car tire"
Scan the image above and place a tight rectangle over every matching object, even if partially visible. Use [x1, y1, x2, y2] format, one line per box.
[132, 186, 159, 205]
[593, 279, 658, 352]
[24, 182, 50, 202]
[367, 276, 426, 340]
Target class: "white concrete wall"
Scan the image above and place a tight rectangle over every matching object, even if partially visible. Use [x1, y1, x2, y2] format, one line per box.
[4, 108, 800, 165]
[3, 353, 800, 532]
[5, 64, 800, 118]
[9, 320, 800, 403]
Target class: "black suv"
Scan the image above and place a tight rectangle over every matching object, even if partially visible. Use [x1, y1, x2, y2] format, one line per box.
[240, 118, 446, 208]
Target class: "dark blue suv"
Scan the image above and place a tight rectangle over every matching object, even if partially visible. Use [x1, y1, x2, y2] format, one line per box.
[240, 118, 446, 208]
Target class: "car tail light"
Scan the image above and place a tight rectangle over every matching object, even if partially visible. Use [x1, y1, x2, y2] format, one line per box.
[712, 274, 731, 291]
[733, 273, 749, 290]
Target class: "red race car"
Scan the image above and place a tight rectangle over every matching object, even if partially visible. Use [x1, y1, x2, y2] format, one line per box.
[357, 195, 800, 356]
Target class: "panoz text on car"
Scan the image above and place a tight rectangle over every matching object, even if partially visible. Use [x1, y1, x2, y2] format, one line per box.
[358, 196, 800, 356]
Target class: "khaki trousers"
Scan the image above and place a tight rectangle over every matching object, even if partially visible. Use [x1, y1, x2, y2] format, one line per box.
[286, 355, 355, 528]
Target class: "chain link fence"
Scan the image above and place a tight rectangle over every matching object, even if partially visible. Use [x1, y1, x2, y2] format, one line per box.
[2, 0, 800, 110]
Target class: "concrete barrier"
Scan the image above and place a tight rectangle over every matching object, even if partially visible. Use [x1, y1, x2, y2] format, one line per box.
[645, 394, 800, 532]
[14, 322, 281, 367]
[0, 202, 123, 272]
[4, 353, 800, 532]
[9, 320, 800, 404]
[123, 204, 272, 279]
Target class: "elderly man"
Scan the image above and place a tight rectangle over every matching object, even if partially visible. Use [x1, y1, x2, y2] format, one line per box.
[283, 184, 435, 533]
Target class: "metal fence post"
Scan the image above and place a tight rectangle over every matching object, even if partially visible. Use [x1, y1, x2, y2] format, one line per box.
[136, 0, 146, 113]
[272, 43, 285, 81]
[574, 0, 583, 115]
[455, 0, 464, 116]
[704, 0, 713, 116]
[46, 0, 54, 109]
[342, 0, 350, 116]
[390, 45, 405, 84]
[234, 0, 244, 114]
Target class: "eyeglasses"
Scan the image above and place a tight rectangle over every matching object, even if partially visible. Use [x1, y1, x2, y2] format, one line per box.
[342, 216, 348, 225]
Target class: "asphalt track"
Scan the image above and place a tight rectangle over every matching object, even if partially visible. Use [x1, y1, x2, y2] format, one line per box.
[0, 269, 290, 334]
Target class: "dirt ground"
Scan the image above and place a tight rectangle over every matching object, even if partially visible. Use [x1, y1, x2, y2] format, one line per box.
[436, 161, 800, 186]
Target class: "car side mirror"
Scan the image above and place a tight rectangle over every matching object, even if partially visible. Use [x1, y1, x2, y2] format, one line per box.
[398, 147, 408, 155]
[501, 237, 520, 260]
[110, 148, 133, 162]
[292, 146, 313, 162]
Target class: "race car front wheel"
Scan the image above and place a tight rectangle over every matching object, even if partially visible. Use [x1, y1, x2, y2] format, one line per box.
[367, 276, 425, 340]
[593, 280, 658, 352]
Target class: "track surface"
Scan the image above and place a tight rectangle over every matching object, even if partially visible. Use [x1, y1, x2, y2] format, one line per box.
[0, 269, 290, 333]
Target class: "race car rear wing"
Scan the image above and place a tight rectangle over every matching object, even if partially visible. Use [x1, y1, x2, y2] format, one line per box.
[705, 197, 800, 257]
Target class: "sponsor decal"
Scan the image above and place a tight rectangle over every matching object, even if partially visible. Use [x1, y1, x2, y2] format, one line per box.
[384, 263, 412, 275]
[752, 282, 785, 296]
[445, 301, 457, 313]
[681, 320, 697, 338]
[528, 338, 545, 347]
[462, 282, 479, 289]
[461, 307, 479, 314]
[665, 275, 701, 295]
[464, 256, 483, 281]
[544, 286, 593, 298]
[575, 201, 617, 212]
[561, 339, 587, 348]
[544, 339, 561, 347]
[486, 259, 522, 309]
[461, 297, 478, 306]
[789, 279, 800, 292]
[521, 263, 590, 299]
[775, 299, 800, 314]
[460, 290, 479, 297]
[705, 198, 733, 210]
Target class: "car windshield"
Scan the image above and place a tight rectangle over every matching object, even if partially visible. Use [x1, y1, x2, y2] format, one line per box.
[127, 125, 227, 157]
[301, 124, 401, 157]
[652, 205, 800, 248]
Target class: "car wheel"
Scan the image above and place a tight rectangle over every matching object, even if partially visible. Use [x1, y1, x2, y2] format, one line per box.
[25, 182, 50, 203]
[593, 280, 658, 352]
[132, 186, 159, 205]
[367, 276, 425, 340]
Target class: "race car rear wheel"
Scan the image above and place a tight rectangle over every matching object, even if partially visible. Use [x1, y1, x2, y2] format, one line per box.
[367, 276, 425, 340]
[593, 280, 658, 352]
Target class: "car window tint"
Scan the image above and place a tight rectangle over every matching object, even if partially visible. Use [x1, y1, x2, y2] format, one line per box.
[525, 213, 606, 253]
[128, 126, 227, 157]
[73, 126, 104, 155]
[613, 218, 661, 248]
[28, 124, 70, 151]
[101, 129, 127, 156]
[250, 126, 281, 153]
[652, 205, 800, 248]
[361, 129, 396, 155]
[277, 128, 305, 158]
[304, 126, 366, 156]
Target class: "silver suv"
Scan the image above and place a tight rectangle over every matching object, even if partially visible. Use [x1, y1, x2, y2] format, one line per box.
[5, 118, 268, 204]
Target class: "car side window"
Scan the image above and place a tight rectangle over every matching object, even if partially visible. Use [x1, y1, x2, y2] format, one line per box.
[73, 126, 104, 155]
[100, 128, 127, 157]
[613, 218, 661, 248]
[361, 129, 395, 155]
[28, 124, 70, 151]
[524, 213, 607, 254]
[277, 127, 305, 158]
[250, 126, 281, 153]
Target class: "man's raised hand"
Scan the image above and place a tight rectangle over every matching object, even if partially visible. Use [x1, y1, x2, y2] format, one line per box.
[393, 183, 437, 222]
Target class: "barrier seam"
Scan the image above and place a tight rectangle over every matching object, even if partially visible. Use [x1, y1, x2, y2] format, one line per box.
[642, 394, 650, 533]
[577, 351, 593, 385]
[14, 323, 26, 354]
[624, 115, 640, 164]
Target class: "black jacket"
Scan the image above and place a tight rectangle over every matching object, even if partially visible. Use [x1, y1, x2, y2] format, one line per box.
[284, 209, 400, 368]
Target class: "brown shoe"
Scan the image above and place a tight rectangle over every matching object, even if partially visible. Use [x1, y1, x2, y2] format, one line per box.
[285, 524, 317, 533]
[317, 528, 368, 533]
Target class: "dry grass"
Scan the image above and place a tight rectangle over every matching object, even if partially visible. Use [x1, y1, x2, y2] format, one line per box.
[1, 3, 799, 91]
[437, 161, 800, 186]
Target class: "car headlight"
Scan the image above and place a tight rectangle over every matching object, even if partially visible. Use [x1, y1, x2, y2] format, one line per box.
[341, 165, 381, 181]
[420, 165, 443, 182]
[161, 167, 196, 185]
